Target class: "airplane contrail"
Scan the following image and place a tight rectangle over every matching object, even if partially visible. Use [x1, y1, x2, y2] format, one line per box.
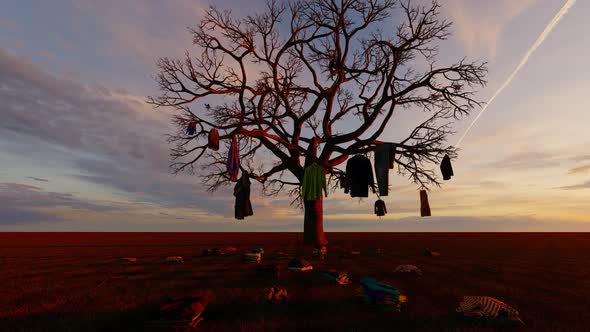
[456, 0, 577, 147]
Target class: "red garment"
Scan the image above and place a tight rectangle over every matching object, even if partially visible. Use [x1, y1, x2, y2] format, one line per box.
[208, 128, 219, 151]
[420, 190, 431, 217]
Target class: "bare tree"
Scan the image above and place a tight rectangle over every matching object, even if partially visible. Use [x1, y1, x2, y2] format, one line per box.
[149, 0, 487, 246]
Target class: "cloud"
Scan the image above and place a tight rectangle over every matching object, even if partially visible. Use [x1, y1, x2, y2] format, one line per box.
[27, 176, 50, 182]
[557, 180, 590, 190]
[569, 165, 590, 174]
[445, 0, 537, 59]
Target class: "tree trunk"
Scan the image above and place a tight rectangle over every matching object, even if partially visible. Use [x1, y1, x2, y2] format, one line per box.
[303, 199, 328, 246]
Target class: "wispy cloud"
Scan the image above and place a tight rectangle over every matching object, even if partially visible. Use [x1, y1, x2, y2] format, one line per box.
[27, 176, 49, 182]
[568, 165, 590, 175]
[557, 181, 590, 190]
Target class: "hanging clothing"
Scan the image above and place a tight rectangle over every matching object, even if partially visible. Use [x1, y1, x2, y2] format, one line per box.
[302, 163, 327, 201]
[374, 143, 396, 196]
[208, 128, 219, 151]
[340, 175, 350, 194]
[420, 190, 431, 217]
[226, 135, 240, 182]
[234, 174, 253, 220]
[345, 155, 375, 197]
[440, 154, 454, 180]
[375, 199, 387, 217]
[186, 121, 197, 136]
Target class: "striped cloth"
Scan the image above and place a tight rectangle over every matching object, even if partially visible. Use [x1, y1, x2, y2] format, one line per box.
[457, 296, 521, 321]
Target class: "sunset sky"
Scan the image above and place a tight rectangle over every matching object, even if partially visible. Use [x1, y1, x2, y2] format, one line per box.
[1, 0, 588, 232]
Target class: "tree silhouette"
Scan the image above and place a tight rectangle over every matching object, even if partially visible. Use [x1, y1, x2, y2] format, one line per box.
[149, 0, 487, 246]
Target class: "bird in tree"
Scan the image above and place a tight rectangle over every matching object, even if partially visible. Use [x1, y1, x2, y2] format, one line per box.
[148, 0, 487, 247]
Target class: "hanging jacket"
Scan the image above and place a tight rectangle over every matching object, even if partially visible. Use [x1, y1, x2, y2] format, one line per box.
[302, 163, 327, 201]
[374, 143, 396, 196]
[345, 155, 375, 197]
[234, 174, 253, 220]
[440, 154, 454, 180]
[226, 135, 240, 182]
[340, 175, 350, 194]
[208, 128, 219, 151]
[186, 121, 197, 136]
[420, 190, 431, 217]
[375, 200, 387, 217]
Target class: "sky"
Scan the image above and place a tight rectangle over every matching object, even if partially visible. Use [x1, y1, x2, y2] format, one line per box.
[0, 0, 589, 232]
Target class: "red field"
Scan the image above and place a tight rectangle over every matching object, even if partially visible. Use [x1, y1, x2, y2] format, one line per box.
[1, 232, 589, 331]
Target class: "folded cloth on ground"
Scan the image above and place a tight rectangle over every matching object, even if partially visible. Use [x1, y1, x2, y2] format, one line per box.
[422, 248, 440, 257]
[316, 270, 351, 285]
[457, 296, 524, 326]
[144, 296, 208, 332]
[164, 256, 184, 264]
[358, 277, 406, 312]
[120, 257, 139, 264]
[244, 253, 261, 263]
[393, 264, 422, 276]
[261, 286, 289, 303]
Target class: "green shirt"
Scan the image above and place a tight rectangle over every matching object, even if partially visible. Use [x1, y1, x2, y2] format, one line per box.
[302, 163, 327, 201]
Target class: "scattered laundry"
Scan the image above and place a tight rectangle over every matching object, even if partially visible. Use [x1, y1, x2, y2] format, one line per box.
[244, 252, 262, 263]
[440, 154, 454, 180]
[164, 256, 184, 264]
[345, 154, 376, 197]
[251, 248, 264, 254]
[208, 128, 219, 150]
[374, 143, 396, 195]
[226, 135, 240, 182]
[120, 257, 139, 264]
[374, 199, 387, 217]
[358, 277, 407, 312]
[302, 162, 327, 201]
[316, 270, 351, 285]
[422, 248, 440, 257]
[457, 296, 524, 326]
[202, 248, 221, 256]
[234, 173, 253, 220]
[287, 258, 313, 272]
[261, 286, 289, 304]
[144, 296, 209, 332]
[420, 190, 431, 217]
[394, 264, 422, 276]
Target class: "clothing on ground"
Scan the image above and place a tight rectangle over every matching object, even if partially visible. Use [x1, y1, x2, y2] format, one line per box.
[345, 155, 376, 197]
[420, 189, 431, 217]
[374, 199, 387, 217]
[208, 128, 219, 151]
[226, 135, 240, 182]
[440, 154, 454, 180]
[457, 296, 524, 325]
[302, 162, 327, 201]
[374, 143, 396, 195]
[234, 173, 253, 220]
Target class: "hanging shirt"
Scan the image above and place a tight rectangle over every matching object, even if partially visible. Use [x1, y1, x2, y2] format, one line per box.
[420, 190, 431, 217]
[234, 174, 253, 220]
[302, 163, 327, 201]
[374, 199, 387, 217]
[440, 154, 454, 180]
[226, 135, 240, 182]
[208, 128, 219, 151]
[345, 155, 375, 197]
[186, 121, 197, 136]
[374, 143, 396, 196]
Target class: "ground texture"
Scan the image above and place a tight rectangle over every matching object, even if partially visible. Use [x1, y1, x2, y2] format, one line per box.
[1, 232, 589, 331]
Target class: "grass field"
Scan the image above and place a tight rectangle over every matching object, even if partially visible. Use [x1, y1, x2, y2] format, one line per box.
[1, 232, 589, 331]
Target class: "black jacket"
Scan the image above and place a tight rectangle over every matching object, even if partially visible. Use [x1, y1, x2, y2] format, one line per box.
[440, 154, 454, 180]
[345, 155, 375, 197]
[234, 174, 253, 220]
[374, 200, 387, 217]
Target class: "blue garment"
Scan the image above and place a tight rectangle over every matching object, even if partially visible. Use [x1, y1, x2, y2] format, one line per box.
[226, 136, 240, 182]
